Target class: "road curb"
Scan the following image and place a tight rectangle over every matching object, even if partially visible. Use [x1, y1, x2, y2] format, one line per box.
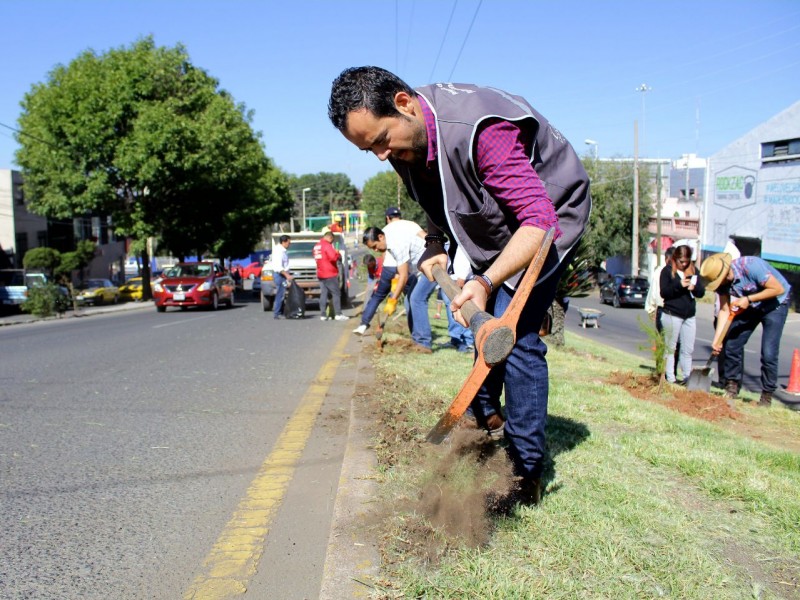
[0, 300, 153, 327]
[319, 339, 381, 599]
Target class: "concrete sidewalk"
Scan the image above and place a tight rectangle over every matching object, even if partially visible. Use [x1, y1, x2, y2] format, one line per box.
[0, 299, 152, 327]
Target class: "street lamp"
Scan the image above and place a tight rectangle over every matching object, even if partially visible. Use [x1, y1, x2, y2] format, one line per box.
[584, 139, 598, 161]
[301, 187, 311, 231]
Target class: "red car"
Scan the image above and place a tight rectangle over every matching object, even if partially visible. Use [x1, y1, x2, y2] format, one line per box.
[153, 262, 236, 312]
[239, 262, 263, 280]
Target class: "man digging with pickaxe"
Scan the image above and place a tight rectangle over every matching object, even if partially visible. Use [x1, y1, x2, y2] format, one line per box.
[329, 67, 591, 507]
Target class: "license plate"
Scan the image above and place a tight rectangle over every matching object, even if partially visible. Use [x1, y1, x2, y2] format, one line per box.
[173, 292, 185, 301]
[634, 294, 642, 298]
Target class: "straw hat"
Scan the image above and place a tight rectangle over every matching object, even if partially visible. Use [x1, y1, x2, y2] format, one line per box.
[700, 253, 732, 291]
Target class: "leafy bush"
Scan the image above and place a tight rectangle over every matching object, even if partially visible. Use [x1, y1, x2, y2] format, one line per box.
[22, 283, 69, 317]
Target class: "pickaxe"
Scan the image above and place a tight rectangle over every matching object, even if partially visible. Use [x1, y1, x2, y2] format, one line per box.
[425, 228, 555, 444]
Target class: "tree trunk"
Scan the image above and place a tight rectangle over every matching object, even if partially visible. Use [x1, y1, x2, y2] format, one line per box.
[141, 248, 152, 300]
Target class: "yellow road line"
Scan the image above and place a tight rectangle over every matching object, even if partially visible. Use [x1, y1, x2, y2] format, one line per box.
[184, 330, 351, 599]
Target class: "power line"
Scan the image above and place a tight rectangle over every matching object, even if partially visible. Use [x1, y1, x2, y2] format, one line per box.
[428, 0, 459, 82]
[448, 0, 483, 81]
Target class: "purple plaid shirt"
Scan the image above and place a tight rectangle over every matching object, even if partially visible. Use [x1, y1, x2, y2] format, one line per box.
[419, 96, 561, 237]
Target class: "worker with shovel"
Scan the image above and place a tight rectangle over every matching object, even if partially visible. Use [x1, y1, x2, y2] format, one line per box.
[328, 67, 591, 506]
[700, 253, 792, 407]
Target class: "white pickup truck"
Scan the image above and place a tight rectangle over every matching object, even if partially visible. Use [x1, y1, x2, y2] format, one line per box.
[259, 231, 350, 312]
[0, 270, 68, 312]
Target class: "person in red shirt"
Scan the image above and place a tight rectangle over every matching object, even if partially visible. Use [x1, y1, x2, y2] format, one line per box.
[313, 231, 349, 321]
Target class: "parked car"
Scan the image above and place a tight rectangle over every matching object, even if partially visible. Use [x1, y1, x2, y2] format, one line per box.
[119, 276, 145, 302]
[75, 279, 119, 306]
[152, 262, 235, 312]
[600, 274, 649, 308]
[239, 262, 262, 280]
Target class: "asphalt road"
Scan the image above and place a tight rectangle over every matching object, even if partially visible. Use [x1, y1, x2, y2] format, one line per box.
[0, 295, 360, 599]
[563, 289, 800, 396]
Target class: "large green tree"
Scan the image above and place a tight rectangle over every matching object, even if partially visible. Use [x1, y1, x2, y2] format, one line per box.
[360, 170, 426, 228]
[15, 37, 292, 295]
[581, 158, 653, 267]
[286, 172, 359, 230]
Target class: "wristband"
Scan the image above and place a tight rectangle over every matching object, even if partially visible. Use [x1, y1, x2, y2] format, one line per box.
[468, 273, 493, 296]
[424, 234, 447, 248]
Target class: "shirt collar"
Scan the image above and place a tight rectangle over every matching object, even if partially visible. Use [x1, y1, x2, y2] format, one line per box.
[417, 94, 438, 166]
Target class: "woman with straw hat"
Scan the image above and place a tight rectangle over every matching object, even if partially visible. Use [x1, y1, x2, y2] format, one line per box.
[700, 253, 792, 406]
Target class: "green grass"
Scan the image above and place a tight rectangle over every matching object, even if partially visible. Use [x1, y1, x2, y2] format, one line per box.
[365, 314, 800, 599]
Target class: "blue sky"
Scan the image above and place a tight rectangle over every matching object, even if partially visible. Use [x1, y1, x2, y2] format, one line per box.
[1, 0, 798, 188]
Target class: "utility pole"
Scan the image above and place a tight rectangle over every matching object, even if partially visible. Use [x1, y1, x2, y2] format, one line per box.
[656, 162, 662, 268]
[632, 120, 639, 276]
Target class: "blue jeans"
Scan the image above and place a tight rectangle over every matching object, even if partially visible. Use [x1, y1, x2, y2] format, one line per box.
[273, 273, 287, 317]
[408, 273, 437, 348]
[470, 246, 562, 480]
[441, 288, 474, 349]
[662, 313, 696, 383]
[360, 266, 397, 327]
[723, 298, 789, 393]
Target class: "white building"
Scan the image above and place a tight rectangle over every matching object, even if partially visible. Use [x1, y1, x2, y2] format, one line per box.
[701, 101, 800, 306]
[0, 168, 126, 281]
[0, 169, 49, 267]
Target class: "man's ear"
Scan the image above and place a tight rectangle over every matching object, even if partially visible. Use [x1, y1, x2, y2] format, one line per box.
[394, 92, 415, 116]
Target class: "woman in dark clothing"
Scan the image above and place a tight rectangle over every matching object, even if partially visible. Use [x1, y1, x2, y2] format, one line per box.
[660, 245, 706, 383]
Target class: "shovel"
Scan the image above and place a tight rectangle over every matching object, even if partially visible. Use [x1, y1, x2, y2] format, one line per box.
[375, 310, 387, 349]
[686, 308, 737, 392]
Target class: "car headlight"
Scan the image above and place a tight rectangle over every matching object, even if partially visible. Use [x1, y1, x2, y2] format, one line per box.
[198, 281, 213, 291]
[154, 282, 164, 292]
[261, 269, 274, 282]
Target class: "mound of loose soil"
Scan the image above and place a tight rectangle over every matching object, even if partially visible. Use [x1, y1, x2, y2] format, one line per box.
[606, 371, 800, 454]
[607, 371, 739, 422]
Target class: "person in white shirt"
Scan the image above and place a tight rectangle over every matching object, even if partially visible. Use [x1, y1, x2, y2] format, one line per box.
[645, 246, 674, 332]
[363, 221, 437, 353]
[271, 235, 293, 319]
[353, 207, 414, 335]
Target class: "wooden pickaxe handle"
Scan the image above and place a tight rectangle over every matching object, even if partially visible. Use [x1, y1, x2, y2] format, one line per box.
[431, 265, 514, 366]
[425, 228, 556, 444]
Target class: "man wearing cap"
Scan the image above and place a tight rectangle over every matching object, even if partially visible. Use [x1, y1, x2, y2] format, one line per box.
[700, 253, 791, 406]
[353, 207, 416, 335]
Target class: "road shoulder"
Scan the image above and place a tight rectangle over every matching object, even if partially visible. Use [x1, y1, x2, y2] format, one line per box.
[319, 339, 381, 599]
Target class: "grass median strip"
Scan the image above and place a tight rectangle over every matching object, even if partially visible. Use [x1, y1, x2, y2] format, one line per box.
[365, 320, 800, 598]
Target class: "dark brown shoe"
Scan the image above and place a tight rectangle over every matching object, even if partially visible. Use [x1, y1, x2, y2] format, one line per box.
[758, 391, 772, 407]
[488, 476, 542, 515]
[723, 380, 740, 400]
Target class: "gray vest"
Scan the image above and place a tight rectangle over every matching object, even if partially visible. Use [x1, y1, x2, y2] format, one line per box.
[392, 83, 591, 286]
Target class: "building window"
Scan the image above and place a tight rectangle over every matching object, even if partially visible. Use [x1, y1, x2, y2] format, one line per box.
[16, 232, 29, 259]
[762, 138, 800, 163]
[37, 230, 48, 247]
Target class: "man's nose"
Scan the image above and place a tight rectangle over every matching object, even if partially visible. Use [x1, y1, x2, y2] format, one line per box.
[374, 148, 391, 161]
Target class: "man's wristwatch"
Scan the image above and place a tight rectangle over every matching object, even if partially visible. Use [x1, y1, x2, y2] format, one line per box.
[424, 234, 447, 248]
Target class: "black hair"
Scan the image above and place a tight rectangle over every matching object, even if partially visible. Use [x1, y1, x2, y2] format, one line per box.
[362, 226, 384, 245]
[328, 66, 416, 131]
[279, 235, 291, 244]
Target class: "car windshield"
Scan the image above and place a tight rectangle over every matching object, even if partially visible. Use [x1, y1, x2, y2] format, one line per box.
[167, 264, 212, 277]
[87, 279, 107, 288]
[286, 242, 317, 258]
